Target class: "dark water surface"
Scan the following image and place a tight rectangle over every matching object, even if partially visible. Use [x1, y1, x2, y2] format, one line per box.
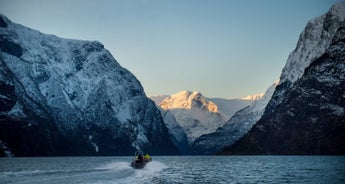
[0, 156, 344, 183]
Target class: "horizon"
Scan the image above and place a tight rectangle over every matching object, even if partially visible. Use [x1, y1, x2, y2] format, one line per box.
[0, 0, 342, 98]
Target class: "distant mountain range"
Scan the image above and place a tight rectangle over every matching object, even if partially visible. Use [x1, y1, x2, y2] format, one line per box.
[150, 91, 259, 154]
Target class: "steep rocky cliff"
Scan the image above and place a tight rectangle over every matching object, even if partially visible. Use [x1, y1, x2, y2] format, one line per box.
[0, 14, 179, 156]
[222, 3, 345, 155]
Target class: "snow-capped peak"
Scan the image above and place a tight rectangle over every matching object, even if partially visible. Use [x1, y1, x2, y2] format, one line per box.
[157, 91, 227, 143]
[279, 2, 345, 85]
[160, 91, 219, 113]
[240, 93, 264, 101]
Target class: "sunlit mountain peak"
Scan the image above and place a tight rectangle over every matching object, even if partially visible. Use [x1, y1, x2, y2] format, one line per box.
[160, 91, 219, 113]
[240, 93, 264, 101]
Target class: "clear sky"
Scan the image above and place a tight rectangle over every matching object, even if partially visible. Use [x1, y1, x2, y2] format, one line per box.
[0, 0, 342, 98]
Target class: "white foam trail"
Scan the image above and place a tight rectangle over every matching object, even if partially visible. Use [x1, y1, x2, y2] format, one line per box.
[142, 161, 168, 173]
[126, 161, 168, 184]
[97, 161, 132, 171]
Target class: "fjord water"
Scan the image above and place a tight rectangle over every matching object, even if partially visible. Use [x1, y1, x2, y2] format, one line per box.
[1, 156, 344, 184]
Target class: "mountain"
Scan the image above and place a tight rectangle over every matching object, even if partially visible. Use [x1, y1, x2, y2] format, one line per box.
[265, 2, 345, 115]
[150, 95, 190, 154]
[159, 91, 227, 144]
[240, 93, 264, 101]
[191, 82, 277, 154]
[151, 91, 255, 149]
[0, 14, 179, 156]
[222, 2, 345, 155]
[158, 108, 190, 154]
[206, 97, 253, 120]
[151, 93, 253, 121]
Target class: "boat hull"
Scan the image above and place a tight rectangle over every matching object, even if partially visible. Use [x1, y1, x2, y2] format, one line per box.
[131, 161, 147, 169]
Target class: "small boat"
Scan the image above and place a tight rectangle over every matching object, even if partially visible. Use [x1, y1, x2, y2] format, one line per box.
[130, 153, 152, 169]
[131, 159, 147, 169]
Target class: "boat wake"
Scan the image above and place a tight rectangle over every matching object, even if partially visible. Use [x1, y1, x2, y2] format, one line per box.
[128, 161, 168, 184]
[0, 159, 168, 184]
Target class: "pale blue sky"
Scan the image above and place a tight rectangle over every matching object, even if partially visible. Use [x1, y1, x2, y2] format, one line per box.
[0, 0, 342, 98]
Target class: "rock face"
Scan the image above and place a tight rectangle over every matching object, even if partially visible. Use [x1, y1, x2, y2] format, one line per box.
[222, 3, 345, 155]
[0, 14, 179, 156]
[265, 2, 345, 115]
[159, 108, 190, 154]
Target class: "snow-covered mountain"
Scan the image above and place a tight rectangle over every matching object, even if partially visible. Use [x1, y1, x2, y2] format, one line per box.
[265, 2, 345, 114]
[206, 97, 254, 120]
[151, 95, 190, 154]
[159, 91, 227, 143]
[0, 14, 179, 156]
[191, 82, 277, 154]
[158, 108, 190, 154]
[240, 93, 264, 101]
[223, 2, 345, 155]
[151, 91, 255, 146]
[151, 93, 253, 121]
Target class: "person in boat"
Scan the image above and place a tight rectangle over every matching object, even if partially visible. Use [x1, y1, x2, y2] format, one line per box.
[144, 154, 151, 162]
[136, 153, 144, 163]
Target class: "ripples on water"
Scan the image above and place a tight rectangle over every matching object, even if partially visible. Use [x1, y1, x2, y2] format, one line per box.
[0, 156, 344, 184]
